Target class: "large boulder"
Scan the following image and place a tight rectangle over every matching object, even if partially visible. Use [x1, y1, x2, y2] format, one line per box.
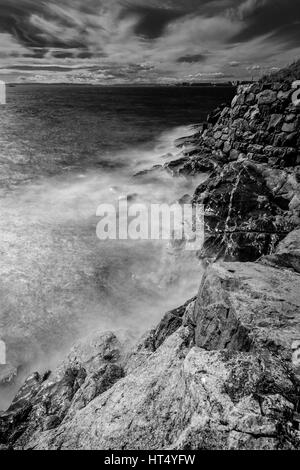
[257, 90, 277, 105]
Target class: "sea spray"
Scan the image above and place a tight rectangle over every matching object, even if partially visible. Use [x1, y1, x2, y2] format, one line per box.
[0, 84, 235, 410]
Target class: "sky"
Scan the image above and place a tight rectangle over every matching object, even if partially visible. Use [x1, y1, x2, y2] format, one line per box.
[0, 0, 299, 84]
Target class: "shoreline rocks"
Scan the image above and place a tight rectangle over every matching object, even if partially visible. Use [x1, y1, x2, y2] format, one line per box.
[1, 61, 300, 450]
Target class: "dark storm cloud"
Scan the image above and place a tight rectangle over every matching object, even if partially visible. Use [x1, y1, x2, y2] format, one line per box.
[0, 0, 86, 49]
[231, 0, 300, 47]
[77, 51, 96, 59]
[0, 0, 299, 83]
[120, 5, 187, 39]
[0, 0, 39, 46]
[51, 51, 76, 59]
[1, 0, 299, 50]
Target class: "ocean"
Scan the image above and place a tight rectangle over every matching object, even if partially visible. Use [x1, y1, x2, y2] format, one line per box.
[0, 84, 235, 409]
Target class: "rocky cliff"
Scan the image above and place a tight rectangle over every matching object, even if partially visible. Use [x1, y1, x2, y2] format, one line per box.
[1, 62, 300, 450]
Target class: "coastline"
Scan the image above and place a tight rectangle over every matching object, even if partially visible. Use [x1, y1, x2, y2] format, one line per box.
[1, 63, 300, 450]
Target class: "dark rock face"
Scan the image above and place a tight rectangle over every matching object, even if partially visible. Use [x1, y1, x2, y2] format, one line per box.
[193, 161, 294, 262]
[260, 229, 300, 273]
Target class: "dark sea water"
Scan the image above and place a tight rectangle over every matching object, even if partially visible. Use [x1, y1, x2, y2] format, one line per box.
[0, 84, 235, 408]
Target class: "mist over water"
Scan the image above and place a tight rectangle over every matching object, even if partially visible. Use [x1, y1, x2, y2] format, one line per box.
[0, 84, 235, 409]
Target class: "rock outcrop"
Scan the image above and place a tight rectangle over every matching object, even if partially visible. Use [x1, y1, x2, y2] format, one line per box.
[0, 332, 125, 449]
[1, 61, 300, 451]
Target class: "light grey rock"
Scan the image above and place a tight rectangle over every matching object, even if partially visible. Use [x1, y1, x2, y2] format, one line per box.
[223, 141, 232, 154]
[278, 90, 291, 101]
[214, 131, 223, 140]
[245, 93, 256, 105]
[282, 122, 298, 133]
[268, 114, 284, 131]
[285, 114, 296, 123]
[229, 149, 239, 161]
[290, 195, 300, 217]
[22, 327, 300, 450]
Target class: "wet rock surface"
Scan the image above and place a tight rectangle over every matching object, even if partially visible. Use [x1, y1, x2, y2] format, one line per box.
[1, 61, 300, 450]
[193, 161, 294, 262]
[194, 262, 300, 353]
